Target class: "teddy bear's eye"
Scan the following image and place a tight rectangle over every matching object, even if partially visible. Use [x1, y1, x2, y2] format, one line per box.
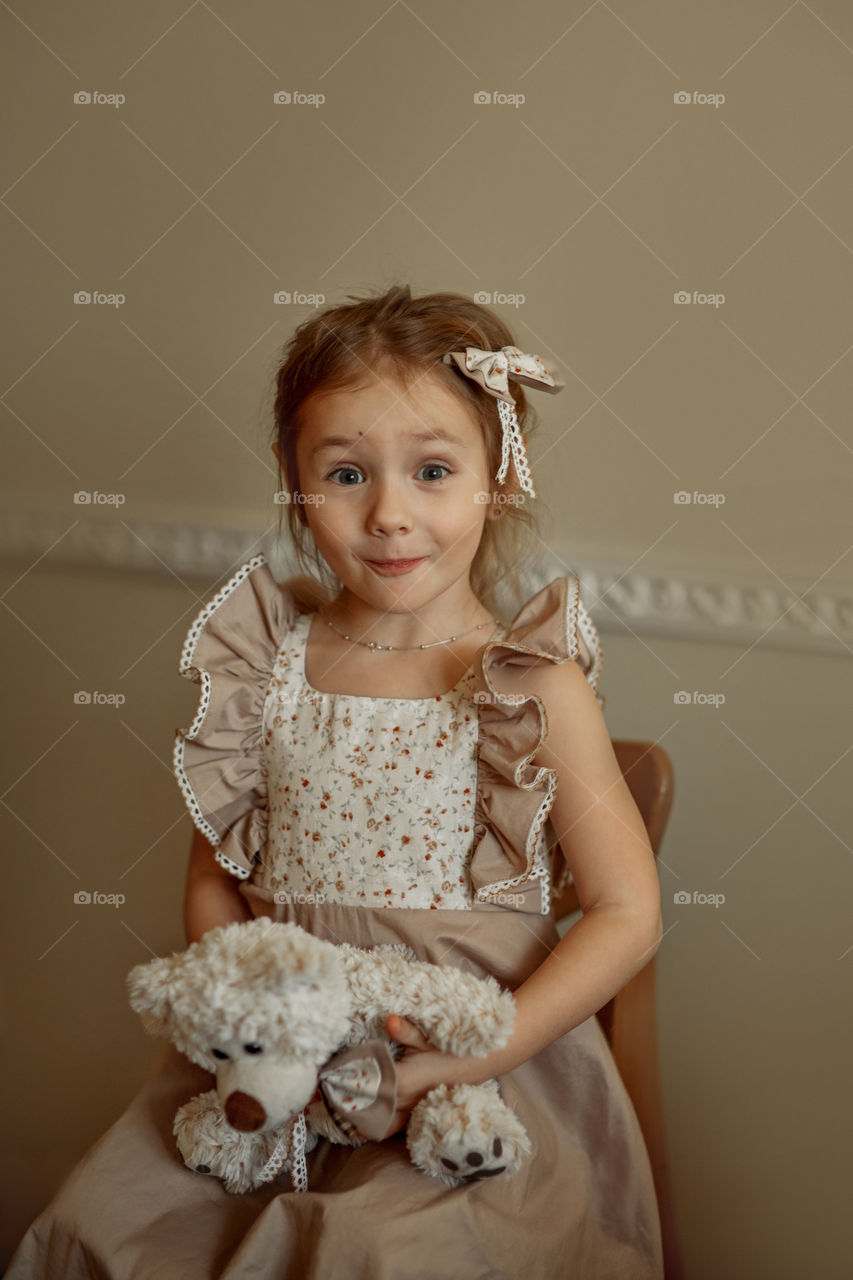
[212, 1048, 229, 1060]
[243, 1043, 263, 1055]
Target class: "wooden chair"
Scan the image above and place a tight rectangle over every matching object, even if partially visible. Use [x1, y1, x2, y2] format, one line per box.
[549, 740, 685, 1280]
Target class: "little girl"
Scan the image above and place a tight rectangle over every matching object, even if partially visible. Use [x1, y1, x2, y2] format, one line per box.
[9, 286, 665, 1278]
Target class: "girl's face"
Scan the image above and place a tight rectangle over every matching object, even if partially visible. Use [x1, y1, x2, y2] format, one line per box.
[287, 363, 495, 619]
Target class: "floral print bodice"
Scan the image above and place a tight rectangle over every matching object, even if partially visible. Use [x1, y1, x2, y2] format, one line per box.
[252, 612, 503, 911]
[173, 553, 604, 919]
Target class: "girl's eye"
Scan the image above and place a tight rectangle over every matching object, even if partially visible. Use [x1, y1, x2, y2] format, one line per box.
[212, 1048, 229, 1061]
[418, 464, 450, 481]
[326, 464, 451, 485]
[327, 467, 363, 485]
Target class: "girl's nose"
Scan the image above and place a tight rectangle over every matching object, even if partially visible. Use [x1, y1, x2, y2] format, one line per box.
[367, 476, 413, 535]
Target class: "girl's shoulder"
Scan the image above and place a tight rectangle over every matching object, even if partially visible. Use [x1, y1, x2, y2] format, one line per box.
[483, 573, 604, 707]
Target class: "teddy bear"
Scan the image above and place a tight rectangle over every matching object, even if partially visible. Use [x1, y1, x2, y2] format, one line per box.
[127, 917, 531, 1194]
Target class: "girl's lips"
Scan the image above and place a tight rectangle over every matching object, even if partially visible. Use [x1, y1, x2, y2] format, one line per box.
[366, 557, 425, 575]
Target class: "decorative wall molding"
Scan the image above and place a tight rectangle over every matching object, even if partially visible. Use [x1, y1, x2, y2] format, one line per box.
[1, 508, 850, 657]
[568, 559, 852, 657]
[0, 508, 265, 582]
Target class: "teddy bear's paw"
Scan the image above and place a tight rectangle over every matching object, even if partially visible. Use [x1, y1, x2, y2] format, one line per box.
[406, 1080, 531, 1188]
[174, 1090, 293, 1194]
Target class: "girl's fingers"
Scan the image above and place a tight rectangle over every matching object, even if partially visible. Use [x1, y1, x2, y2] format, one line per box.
[386, 1013, 431, 1050]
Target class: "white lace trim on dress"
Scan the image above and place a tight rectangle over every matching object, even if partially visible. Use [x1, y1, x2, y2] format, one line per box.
[474, 779, 554, 915]
[173, 554, 267, 881]
[474, 576, 602, 916]
[565, 574, 604, 705]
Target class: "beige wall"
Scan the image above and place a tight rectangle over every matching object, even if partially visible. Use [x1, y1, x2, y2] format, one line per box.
[3, 3, 852, 1276]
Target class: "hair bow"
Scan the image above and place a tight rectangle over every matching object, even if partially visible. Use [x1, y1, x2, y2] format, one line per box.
[441, 345, 564, 500]
[442, 345, 564, 405]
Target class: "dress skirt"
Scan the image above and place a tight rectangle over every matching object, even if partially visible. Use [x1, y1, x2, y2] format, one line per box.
[7, 901, 664, 1280]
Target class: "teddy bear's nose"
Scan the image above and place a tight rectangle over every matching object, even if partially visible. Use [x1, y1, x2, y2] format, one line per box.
[224, 1091, 267, 1132]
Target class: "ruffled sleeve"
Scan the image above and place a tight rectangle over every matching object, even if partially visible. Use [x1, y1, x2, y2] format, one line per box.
[471, 575, 603, 913]
[172, 554, 299, 880]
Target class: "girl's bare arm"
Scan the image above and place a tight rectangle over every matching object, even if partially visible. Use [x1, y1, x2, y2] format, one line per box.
[387, 658, 663, 1123]
[183, 827, 252, 945]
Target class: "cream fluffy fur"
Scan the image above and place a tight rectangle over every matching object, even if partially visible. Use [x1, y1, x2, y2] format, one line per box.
[128, 918, 531, 1193]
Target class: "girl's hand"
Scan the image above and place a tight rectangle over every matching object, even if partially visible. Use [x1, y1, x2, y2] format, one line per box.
[381, 1013, 468, 1138]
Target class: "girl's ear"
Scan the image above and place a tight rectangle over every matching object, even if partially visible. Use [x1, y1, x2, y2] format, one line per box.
[271, 441, 282, 466]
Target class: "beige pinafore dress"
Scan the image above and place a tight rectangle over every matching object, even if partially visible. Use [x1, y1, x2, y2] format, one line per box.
[7, 553, 664, 1280]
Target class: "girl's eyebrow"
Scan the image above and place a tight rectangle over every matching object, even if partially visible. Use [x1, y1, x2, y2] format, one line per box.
[310, 429, 467, 458]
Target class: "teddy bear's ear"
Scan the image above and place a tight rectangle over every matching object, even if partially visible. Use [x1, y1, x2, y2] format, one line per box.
[127, 954, 183, 1038]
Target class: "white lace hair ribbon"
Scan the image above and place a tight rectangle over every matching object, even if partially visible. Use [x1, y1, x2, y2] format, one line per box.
[442, 345, 565, 501]
[496, 397, 536, 499]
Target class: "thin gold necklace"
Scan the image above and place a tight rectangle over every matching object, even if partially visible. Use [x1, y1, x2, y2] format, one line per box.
[321, 612, 497, 653]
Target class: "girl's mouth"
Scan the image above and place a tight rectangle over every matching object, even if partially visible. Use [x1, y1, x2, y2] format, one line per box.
[366, 558, 425, 576]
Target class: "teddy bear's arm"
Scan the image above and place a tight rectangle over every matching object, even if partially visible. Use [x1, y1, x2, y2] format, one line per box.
[343, 950, 516, 1057]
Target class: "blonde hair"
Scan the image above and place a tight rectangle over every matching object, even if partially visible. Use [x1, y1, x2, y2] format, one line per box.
[271, 284, 547, 619]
